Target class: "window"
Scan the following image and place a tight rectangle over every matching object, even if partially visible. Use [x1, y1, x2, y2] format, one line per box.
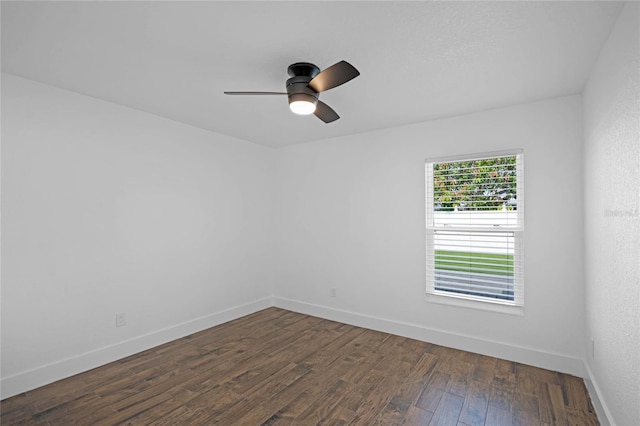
[425, 150, 524, 306]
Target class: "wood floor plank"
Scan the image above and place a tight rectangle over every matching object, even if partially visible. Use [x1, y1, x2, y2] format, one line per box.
[94, 391, 173, 425]
[391, 352, 439, 404]
[299, 325, 367, 370]
[350, 376, 404, 425]
[0, 307, 600, 426]
[294, 379, 354, 424]
[416, 371, 450, 412]
[350, 359, 413, 424]
[471, 354, 497, 384]
[515, 363, 541, 397]
[373, 351, 441, 425]
[566, 407, 600, 426]
[559, 373, 592, 413]
[429, 391, 465, 426]
[547, 383, 569, 425]
[26, 375, 95, 414]
[457, 379, 490, 426]
[212, 363, 310, 425]
[537, 380, 557, 425]
[0, 396, 39, 425]
[444, 359, 475, 398]
[374, 394, 412, 425]
[513, 393, 541, 426]
[490, 368, 517, 413]
[31, 393, 103, 425]
[144, 405, 195, 426]
[486, 401, 513, 425]
[127, 399, 192, 425]
[332, 367, 387, 416]
[402, 404, 434, 425]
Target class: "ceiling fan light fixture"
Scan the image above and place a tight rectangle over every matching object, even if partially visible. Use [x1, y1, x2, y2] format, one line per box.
[290, 101, 316, 115]
[288, 93, 317, 115]
[225, 60, 359, 123]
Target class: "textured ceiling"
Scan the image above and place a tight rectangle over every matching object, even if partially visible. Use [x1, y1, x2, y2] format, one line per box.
[1, 1, 624, 148]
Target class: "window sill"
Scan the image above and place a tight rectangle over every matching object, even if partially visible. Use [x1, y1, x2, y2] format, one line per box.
[425, 292, 524, 316]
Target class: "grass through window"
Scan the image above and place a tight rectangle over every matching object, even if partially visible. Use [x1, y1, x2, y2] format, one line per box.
[434, 250, 514, 276]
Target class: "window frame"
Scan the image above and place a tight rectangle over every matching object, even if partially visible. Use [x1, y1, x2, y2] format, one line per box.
[425, 149, 524, 313]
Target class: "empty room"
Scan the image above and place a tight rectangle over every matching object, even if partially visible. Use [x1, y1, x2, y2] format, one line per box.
[1, 1, 638, 425]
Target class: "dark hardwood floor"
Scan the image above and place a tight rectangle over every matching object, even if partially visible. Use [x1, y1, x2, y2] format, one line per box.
[1, 307, 598, 425]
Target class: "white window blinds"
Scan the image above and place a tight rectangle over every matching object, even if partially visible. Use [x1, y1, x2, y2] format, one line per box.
[425, 151, 524, 306]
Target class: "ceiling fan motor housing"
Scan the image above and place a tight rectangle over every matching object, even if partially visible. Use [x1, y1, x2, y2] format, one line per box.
[287, 77, 318, 105]
[286, 63, 320, 106]
[287, 62, 320, 78]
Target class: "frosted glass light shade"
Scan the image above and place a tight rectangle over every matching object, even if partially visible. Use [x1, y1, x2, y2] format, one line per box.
[288, 92, 318, 115]
[289, 100, 317, 115]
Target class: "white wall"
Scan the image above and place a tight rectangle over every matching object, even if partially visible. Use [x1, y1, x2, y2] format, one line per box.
[4, 11, 637, 416]
[0, 73, 274, 398]
[583, 2, 640, 425]
[274, 95, 586, 374]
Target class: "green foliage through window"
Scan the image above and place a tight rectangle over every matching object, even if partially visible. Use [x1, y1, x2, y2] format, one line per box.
[433, 156, 517, 212]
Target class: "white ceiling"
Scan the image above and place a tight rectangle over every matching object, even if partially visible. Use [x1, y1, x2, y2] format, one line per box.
[1, 1, 624, 148]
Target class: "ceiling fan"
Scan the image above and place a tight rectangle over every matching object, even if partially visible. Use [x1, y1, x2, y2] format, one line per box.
[224, 61, 360, 123]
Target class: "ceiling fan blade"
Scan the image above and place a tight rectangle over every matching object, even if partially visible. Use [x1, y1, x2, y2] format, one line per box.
[224, 91, 287, 95]
[314, 101, 340, 123]
[308, 61, 360, 93]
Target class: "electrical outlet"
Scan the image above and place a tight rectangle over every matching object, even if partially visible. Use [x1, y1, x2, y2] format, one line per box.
[116, 312, 127, 327]
[331, 288, 337, 298]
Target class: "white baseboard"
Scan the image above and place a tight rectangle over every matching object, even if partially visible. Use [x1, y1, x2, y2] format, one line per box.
[583, 361, 615, 426]
[2, 296, 593, 407]
[273, 297, 585, 377]
[0, 297, 273, 400]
